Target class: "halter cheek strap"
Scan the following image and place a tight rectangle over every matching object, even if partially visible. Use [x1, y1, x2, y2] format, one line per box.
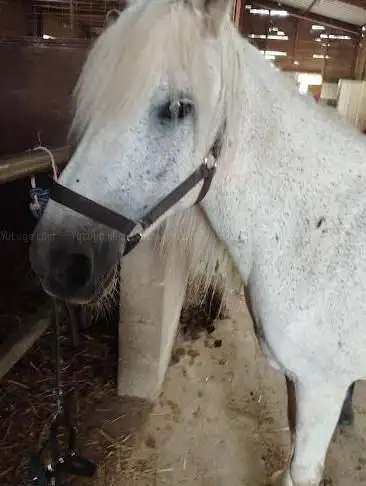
[49, 133, 223, 256]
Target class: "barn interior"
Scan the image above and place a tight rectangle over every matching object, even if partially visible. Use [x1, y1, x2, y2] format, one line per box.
[0, 1, 366, 485]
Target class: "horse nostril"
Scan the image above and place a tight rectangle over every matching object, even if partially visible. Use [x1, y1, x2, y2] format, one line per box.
[62, 253, 92, 289]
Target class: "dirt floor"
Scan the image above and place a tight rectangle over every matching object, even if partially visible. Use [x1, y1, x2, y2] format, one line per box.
[93, 293, 366, 486]
[1, 290, 366, 485]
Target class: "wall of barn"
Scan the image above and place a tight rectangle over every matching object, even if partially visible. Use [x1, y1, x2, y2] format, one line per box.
[0, 1, 31, 36]
[0, 36, 89, 301]
[0, 0, 94, 39]
[0, 38, 87, 156]
[239, 3, 360, 83]
[0, 0, 93, 301]
[42, 14, 84, 38]
[0, 0, 362, 160]
[0, 34, 89, 282]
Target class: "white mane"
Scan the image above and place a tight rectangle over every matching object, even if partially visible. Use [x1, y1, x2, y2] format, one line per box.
[71, 0, 244, 167]
[71, 0, 248, 304]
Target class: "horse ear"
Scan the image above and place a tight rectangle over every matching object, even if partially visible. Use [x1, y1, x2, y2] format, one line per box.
[105, 9, 120, 27]
[194, 0, 233, 35]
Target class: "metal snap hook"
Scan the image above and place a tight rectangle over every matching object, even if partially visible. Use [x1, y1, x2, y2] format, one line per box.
[203, 153, 217, 170]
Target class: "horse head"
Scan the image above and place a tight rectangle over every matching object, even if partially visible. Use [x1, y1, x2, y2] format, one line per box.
[30, 0, 240, 303]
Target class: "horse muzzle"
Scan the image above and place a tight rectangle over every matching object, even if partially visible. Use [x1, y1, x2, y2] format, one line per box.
[29, 225, 124, 303]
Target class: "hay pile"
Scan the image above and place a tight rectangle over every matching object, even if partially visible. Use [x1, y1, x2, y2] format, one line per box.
[0, 304, 119, 485]
[0, 279, 226, 486]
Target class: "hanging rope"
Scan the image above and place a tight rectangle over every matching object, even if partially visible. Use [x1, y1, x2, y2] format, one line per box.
[28, 300, 97, 486]
[29, 142, 58, 220]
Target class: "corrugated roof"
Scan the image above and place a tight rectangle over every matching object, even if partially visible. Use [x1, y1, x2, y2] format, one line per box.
[28, 0, 366, 31]
[277, 0, 366, 26]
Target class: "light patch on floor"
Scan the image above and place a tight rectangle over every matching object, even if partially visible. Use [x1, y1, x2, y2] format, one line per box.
[111, 293, 366, 485]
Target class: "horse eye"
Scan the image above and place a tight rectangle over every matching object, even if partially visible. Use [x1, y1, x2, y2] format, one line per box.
[160, 99, 193, 121]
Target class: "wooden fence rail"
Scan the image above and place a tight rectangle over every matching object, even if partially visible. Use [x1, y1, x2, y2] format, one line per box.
[0, 146, 69, 184]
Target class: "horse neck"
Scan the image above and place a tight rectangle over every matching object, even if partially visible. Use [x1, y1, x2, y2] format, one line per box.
[201, 40, 364, 283]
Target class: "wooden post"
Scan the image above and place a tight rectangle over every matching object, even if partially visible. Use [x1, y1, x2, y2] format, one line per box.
[232, 0, 242, 29]
[264, 7, 271, 58]
[240, 0, 249, 36]
[31, 1, 43, 38]
[69, 0, 76, 36]
[321, 38, 329, 82]
[354, 35, 366, 81]
[291, 18, 299, 67]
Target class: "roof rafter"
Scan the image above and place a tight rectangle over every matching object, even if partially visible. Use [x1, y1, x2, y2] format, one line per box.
[250, 0, 362, 35]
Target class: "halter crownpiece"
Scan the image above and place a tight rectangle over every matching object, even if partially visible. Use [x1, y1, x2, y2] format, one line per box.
[49, 127, 224, 256]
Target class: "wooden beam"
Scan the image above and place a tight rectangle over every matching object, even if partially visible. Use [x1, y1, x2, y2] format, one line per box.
[0, 315, 50, 381]
[351, 37, 359, 78]
[302, 0, 318, 14]
[232, 0, 242, 28]
[251, 0, 362, 36]
[69, 0, 76, 36]
[32, 2, 44, 38]
[321, 36, 329, 81]
[354, 36, 366, 80]
[0, 146, 69, 184]
[335, 0, 366, 9]
[291, 18, 300, 66]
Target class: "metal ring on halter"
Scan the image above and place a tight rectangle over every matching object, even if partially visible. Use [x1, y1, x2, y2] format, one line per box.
[202, 154, 217, 173]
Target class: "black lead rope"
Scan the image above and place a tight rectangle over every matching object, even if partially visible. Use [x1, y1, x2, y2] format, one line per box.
[28, 300, 97, 486]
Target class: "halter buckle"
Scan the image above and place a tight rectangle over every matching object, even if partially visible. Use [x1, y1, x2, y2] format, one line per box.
[124, 233, 142, 256]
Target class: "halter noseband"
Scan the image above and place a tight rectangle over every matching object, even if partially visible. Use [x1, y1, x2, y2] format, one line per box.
[49, 133, 223, 256]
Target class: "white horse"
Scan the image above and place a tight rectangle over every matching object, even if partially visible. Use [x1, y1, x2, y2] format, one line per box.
[29, 0, 366, 484]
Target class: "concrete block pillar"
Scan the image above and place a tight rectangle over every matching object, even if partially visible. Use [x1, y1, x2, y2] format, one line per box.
[337, 79, 366, 132]
[117, 237, 189, 401]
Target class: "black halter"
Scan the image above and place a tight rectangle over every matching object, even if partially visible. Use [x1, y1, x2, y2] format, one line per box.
[49, 134, 223, 256]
